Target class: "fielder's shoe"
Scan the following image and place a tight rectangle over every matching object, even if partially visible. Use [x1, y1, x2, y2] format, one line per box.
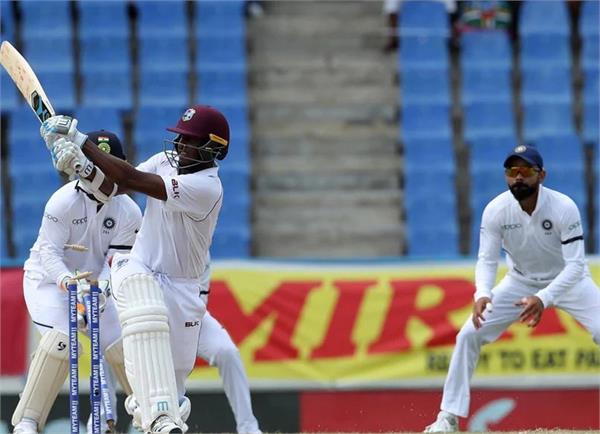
[424, 410, 459, 432]
[149, 414, 183, 434]
[13, 418, 38, 434]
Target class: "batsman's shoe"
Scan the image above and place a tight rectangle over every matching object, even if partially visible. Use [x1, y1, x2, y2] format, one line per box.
[424, 410, 459, 432]
[13, 418, 38, 434]
[149, 414, 184, 433]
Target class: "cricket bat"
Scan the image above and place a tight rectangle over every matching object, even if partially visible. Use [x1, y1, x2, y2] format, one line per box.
[0, 40, 84, 172]
[0, 40, 55, 122]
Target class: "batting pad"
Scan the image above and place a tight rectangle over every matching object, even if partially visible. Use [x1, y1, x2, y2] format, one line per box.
[118, 273, 183, 431]
[12, 330, 71, 430]
[104, 338, 133, 396]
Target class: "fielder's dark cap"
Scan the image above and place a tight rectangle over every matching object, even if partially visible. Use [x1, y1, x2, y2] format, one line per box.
[503, 144, 543, 169]
[166, 105, 230, 145]
[86, 130, 127, 160]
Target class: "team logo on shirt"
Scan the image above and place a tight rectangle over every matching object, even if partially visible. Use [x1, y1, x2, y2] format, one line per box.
[182, 108, 196, 121]
[103, 217, 116, 234]
[185, 320, 200, 328]
[171, 179, 180, 198]
[114, 258, 129, 271]
[542, 219, 553, 232]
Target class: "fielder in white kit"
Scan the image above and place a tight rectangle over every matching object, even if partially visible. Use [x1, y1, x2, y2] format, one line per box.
[40, 105, 259, 434]
[425, 145, 600, 432]
[12, 131, 139, 434]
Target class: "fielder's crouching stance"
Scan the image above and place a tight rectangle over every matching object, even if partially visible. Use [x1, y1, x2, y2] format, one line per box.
[424, 145, 600, 432]
[12, 131, 139, 434]
[41, 105, 231, 433]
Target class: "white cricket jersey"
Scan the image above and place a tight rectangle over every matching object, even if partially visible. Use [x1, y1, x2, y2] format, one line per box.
[24, 180, 142, 288]
[475, 185, 590, 307]
[131, 153, 222, 279]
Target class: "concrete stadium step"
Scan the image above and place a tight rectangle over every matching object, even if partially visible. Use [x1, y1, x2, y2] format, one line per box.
[251, 15, 384, 37]
[253, 103, 397, 123]
[254, 189, 402, 209]
[250, 50, 391, 70]
[265, 0, 383, 17]
[255, 172, 401, 191]
[251, 85, 395, 105]
[255, 155, 401, 173]
[248, 0, 402, 257]
[250, 63, 395, 87]
[253, 225, 404, 258]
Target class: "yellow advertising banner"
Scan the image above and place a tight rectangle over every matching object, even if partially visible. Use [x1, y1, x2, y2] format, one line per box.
[188, 260, 600, 385]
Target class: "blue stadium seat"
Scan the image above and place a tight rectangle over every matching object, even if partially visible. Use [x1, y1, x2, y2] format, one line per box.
[469, 135, 517, 167]
[582, 101, 599, 143]
[522, 102, 575, 141]
[35, 71, 76, 111]
[406, 224, 459, 257]
[402, 102, 451, 140]
[405, 165, 455, 197]
[581, 0, 600, 37]
[531, 134, 584, 169]
[0, 188, 8, 260]
[400, 35, 449, 71]
[519, 0, 569, 36]
[23, 36, 74, 73]
[211, 227, 251, 258]
[81, 71, 132, 109]
[405, 195, 456, 227]
[137, 0, 187, 38]
[139, 35, 189, 72]
[520, 67, 572, 104]
[542, 167, 586, 202]
[80, 36, 131, 74]
[11, 167, 62, 198]
[460, 32, 511, 71]
[1, 68, 18, 112]
[582, 35, 599, 69]
[470, 167, 506, 234]
[196, 35, 246, 70]
[195, 0, 245, 37]
[12, 197, 44, 259]
[461, 68, 511, 104]
[73, 107, 125, 150]
[77, 1, 128, 38]
[520, 34, 571, 69]
[401, 68, 449, 104]
[463, 101, 515, 140]
[139, 70, 189, 108]
[0, 0, 16, 42]
[212, 103, 250, 164]
[219, 164, 251, 228]
[196, 68, 247, 106]
[403, 137, 454, 167]
[399, 1, 449, 37]
[133, 106, 187, 165]
[20, 1, 72, 39]
[7, 108, 49, 167]
[583, 66, 599, 104]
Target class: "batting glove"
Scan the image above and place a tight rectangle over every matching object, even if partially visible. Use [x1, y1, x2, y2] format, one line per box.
[53, 138, 95, 178]
[40, 115, 88, 149]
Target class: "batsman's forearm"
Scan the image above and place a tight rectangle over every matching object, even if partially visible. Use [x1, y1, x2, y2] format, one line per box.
[82, 139, 136, 185]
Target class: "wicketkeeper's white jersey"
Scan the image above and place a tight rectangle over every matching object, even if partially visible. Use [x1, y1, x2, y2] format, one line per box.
[24, 180, 143, 288]
[475, 185, 590, 307]
[132, 153, 222, 279]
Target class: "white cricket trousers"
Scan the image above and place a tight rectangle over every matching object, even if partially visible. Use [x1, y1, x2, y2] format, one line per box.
[198, 312, 260, 433]
[441, 274, 600, 417]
